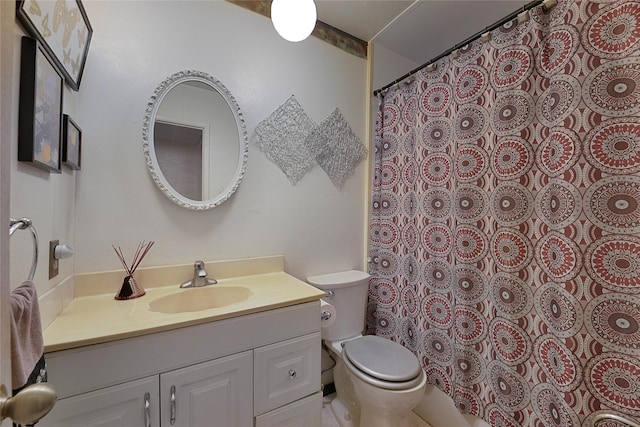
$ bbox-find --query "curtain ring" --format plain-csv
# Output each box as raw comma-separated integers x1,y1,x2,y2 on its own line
542,0,558,11
517,10,530,23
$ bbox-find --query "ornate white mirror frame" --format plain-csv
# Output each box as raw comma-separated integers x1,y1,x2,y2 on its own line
142,70,248,210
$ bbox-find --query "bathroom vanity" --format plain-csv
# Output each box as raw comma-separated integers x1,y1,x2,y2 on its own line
39,256,325,427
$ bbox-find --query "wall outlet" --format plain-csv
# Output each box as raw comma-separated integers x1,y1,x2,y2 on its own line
49,240,59,279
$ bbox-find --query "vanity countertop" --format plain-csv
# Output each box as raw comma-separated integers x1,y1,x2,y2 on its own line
43,257,325,353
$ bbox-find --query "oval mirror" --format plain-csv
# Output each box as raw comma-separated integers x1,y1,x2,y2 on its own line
143,70,248,210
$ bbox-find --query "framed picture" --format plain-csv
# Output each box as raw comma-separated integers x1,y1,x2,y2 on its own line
16,0,93,91
62,115,81,170
18,36,63,173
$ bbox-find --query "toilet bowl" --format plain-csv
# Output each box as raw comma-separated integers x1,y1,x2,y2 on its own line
308,271,426,427
331,335,427,427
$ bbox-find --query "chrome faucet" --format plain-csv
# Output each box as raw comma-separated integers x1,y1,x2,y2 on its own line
180,260,217,288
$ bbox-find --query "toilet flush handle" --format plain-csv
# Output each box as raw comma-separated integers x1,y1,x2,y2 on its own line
325,290,335,298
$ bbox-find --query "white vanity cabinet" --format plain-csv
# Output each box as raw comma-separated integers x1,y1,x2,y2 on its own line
160,351,253,427
39,376,161,426
254,333,320,415
40,302,322,427
43,351,253,427
255,392,323,427
254,333,322,427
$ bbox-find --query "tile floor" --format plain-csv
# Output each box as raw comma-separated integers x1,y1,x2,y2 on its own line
322,394,432,427
322,395,341,427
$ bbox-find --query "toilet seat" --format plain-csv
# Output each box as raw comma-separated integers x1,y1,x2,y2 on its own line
342,335,424,390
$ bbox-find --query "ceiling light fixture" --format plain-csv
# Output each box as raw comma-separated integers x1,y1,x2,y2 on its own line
271,0,317,42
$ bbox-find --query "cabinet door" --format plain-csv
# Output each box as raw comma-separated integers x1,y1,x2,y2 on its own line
254,391,322,427
39,376,159,427
160,350,252,427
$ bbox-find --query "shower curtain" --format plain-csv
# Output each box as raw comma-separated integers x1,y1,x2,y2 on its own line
368,0,640,425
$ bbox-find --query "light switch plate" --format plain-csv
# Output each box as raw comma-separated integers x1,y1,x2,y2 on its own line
49,240,59,279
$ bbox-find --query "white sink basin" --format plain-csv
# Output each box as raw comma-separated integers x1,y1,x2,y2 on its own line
149,286,252,314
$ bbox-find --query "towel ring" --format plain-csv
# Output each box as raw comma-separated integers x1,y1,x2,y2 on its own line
9,218,38,282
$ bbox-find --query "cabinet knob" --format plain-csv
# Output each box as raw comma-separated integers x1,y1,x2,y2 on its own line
288,370,297,380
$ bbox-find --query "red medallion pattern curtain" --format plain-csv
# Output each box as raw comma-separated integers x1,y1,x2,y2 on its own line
368,1,640,425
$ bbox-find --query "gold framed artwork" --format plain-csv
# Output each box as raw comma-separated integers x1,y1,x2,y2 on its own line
16,0,93,91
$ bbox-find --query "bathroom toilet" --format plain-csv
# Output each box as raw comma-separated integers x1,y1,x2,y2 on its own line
308,270,426,427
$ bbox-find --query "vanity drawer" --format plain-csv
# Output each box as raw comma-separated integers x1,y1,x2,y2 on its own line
254,391,322,427
254,332,321,415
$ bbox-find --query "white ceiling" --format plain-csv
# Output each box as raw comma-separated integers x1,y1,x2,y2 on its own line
315,0,531,64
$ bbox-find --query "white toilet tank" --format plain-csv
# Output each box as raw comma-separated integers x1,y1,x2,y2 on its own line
307,270,370,342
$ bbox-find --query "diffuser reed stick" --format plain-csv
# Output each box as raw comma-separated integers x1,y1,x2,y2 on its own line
112,240,155,300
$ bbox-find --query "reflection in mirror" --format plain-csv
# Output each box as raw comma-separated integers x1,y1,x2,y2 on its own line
155,121,203,200
143,71,248,210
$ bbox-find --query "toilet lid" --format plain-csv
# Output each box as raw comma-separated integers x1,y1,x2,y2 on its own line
343,335,422,382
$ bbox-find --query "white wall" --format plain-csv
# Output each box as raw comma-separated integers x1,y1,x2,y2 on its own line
72,1,369,283
1,0,18,393
9,1,77,295
371,44,419,92
8,1,369,299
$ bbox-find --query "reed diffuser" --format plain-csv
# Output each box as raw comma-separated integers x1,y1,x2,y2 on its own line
112,240,155,300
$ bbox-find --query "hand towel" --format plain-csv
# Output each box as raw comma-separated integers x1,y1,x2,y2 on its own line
10,281,45,391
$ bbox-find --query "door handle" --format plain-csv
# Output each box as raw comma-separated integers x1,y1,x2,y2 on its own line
0,383,56,425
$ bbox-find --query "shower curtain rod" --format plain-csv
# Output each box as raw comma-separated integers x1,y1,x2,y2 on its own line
373,0,554,96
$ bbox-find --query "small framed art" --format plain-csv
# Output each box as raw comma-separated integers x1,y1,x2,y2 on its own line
18,36,63,173
62,115,82,170
16,0,93,91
